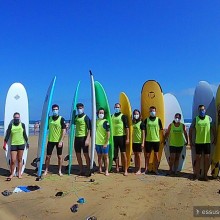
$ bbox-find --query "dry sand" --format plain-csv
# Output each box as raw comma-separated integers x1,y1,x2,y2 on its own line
0,135,220,220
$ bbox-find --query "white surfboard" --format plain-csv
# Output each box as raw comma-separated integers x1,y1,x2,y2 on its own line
37,77,56,177
4,83,29,175
90,71,96,170
164,93,186,171
191,81,216,178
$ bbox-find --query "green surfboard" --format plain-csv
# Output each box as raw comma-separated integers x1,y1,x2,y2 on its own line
68,81,80,175
94,81,114,171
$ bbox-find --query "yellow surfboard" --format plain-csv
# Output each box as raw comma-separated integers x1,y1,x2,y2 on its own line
120,92,133,168
211,84,220,178
141,80,165,172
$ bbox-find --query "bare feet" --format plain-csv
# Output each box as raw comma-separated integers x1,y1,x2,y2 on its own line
123,171,128,176
105,172,110,176
58,172,63,176
18,175,22,179
135,170,141,175
43,170,48,176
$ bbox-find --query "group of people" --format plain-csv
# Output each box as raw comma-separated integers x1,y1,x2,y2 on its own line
3,103,216,181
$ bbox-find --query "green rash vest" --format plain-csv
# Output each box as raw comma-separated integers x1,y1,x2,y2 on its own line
195,115,211,144
75,115,88,137
48,116,62,142
112,114,125,136
133,121,142,144
169,123,185,147
96,119,108,145
11,123,25,145
146,117,160,142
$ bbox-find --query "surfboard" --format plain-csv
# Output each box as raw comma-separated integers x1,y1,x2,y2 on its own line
119,92,133,168
211,84,220,178
68,81,80,175
141,80,165,172
164,93,186,171
191,81,216,178
4,82,29,175
94,81,114,171
90,71,96,170
37,77,56,177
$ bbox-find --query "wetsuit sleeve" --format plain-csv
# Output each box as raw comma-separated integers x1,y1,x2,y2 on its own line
103,120,110,131
61,117,66,129
140,121,145,130
4,123,12,142
22,123,28,143
190,118,196,128
85,115,91,131
122,115,129,128
158,118,163,130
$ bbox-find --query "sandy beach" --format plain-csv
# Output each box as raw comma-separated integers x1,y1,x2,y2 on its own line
0,135,220,220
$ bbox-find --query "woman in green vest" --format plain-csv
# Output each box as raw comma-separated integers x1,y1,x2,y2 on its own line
165,113,188,175
95,107,110,176
3,112,29,181
132,109,145,175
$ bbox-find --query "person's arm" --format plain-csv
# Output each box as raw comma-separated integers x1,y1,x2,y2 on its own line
122,115,129,143
22,123,29,148
103,121,110,147
3,123,12,150
85,116,91,147
189,118,196,147
183,124,188,146
140,121,145,148
158,118,164,141
211,119,217,145
59,117,66,147
164,124,171,141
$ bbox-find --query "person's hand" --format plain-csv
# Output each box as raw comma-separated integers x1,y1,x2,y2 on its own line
103,144,107,148
26,143,30,149
85,139,90,147
58,141,63,147
126,139,129,145
141,143,144,149
3,141,6,151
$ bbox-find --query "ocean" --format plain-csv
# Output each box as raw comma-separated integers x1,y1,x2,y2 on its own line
0,119,192,137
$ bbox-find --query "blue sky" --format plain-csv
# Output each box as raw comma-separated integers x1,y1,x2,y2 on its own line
0,0,220,120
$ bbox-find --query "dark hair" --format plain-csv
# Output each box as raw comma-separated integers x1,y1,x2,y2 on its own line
175,113,181,118
52,104,59,110
76,103,84,108
13,112,20,117
114,103,121,107
133,109,141,116
97,107,105,116
150,106,156,110
198,104,205,109
132,109,141,122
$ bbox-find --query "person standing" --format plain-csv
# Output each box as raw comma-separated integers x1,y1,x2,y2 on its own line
74,103,91,175
44,104,66,176
143,106,163,175
95,107,110,176
165,113,188,175
3,112,29,180
112,103,129,176
189,104,216,181
132,109,145,175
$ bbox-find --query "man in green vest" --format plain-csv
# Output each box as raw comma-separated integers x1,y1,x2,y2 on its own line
74,103,91,175
143,106,163,175
44,104,66,176
112,103,129,176
189,104,216,181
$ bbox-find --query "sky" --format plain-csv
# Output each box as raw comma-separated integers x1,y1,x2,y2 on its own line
0,0,220,120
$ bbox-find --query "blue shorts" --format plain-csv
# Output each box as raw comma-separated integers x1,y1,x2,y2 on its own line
96,144,109,155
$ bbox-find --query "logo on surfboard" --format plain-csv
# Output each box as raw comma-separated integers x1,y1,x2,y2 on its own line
148,92,155,99
14,94,20,100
